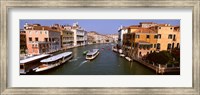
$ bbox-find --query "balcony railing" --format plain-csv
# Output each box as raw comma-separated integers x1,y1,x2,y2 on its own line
29,41,50,44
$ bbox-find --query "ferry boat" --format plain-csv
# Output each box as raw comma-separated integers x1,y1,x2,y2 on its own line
33,52,73,72
20,54,50,74
86,49,99,60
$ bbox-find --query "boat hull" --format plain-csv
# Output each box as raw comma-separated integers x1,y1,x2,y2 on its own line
34,55,73,72
86,52,99,60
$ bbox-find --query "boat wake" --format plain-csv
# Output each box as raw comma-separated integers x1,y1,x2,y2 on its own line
78,60,88,67
73,60,88,70
69,57,80,62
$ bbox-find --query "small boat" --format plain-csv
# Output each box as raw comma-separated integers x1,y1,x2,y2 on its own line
112,46,118,52
120,54,125,57
33,52,73,72
83,50,89,55
125,57,132,62
86,49,99,60
119,49,123,54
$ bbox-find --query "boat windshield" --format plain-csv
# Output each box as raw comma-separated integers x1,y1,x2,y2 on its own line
87,55,93,58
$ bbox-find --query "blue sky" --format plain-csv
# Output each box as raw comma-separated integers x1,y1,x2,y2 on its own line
20,19,180,34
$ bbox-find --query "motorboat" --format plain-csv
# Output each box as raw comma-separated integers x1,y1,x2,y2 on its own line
125,56,132,62
86,49,99,60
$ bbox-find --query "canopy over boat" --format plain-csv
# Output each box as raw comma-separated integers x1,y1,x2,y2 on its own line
20,54,50,64
86,49,99,55
40,52,72,63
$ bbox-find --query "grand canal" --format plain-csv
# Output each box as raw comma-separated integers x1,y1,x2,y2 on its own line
29,43,156,75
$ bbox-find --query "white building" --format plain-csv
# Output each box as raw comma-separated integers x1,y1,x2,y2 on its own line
118,25,128,47
71,22,87,46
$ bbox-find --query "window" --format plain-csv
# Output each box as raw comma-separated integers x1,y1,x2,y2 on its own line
44,38,48,42
40,31,42,34
45,31,47,34
150,44,153,48
173,35,176,40
158,34,161,39
170,27,173,30
29,37,32,41
136,34,140,38
154,44,156,48
49,38,51,42
159,27,161,29
35,37,38,41
177,43,180,48
168,34,172,39
172,43,174,49
167,43,171,49
146,35,150,38
157,43,160,49
154,35,158,39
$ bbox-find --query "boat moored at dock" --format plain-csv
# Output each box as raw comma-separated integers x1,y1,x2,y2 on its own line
86,49,99,60
20,54,50,74
33,52,73,72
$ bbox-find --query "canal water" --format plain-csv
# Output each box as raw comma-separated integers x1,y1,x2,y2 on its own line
29,43,156,75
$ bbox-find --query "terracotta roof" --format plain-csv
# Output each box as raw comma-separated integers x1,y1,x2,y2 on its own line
32,26,51,30
134,28,156,33
140,22,156,24
128,25,140,29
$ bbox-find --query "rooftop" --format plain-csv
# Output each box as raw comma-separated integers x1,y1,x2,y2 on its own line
20,54,50,64
40,52,72,63
134,28,156,33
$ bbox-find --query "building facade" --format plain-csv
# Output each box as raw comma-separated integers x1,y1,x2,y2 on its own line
60,30,74,49
118,25,128,47
71,22,87,46
20,29,27,54
122,22,180,58
24,24,61,55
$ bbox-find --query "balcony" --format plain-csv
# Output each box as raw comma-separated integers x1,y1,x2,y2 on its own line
29,41,51,44
76,32,84,36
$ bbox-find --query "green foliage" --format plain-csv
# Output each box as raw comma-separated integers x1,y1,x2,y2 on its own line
146,50,178,65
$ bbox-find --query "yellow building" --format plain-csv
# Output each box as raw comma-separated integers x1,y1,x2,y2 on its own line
150,24,180,51
123,22,180,58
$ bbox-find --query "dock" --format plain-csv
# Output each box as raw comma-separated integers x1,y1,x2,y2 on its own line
132,56,180,74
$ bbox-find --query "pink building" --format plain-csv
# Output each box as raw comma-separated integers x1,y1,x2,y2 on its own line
24,23,61,55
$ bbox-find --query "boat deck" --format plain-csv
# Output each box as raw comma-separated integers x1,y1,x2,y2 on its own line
41,52,72,63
